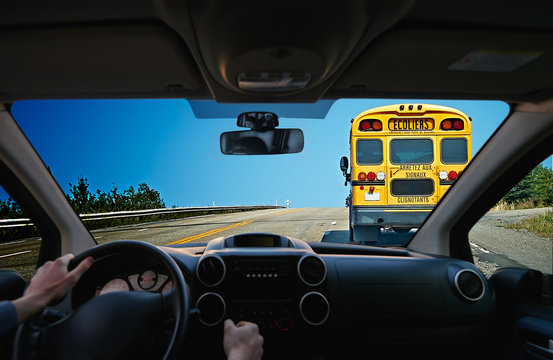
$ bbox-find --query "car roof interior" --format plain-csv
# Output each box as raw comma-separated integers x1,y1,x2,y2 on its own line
0,0,551,104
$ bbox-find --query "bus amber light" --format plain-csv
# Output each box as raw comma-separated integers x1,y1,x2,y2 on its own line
372,120,382,131
441,120,452,130
448,171,458,180
358,172,367,180
367,172,376,181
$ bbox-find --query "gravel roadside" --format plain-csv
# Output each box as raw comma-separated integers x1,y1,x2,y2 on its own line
469,207,552,277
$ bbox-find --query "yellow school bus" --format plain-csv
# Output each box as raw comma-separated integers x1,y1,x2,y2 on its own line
340,104,472,242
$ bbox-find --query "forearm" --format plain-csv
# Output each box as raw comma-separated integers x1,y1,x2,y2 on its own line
12,292,50,323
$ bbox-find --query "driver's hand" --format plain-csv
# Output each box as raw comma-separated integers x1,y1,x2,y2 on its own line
223,319,263,360
13,254,93,322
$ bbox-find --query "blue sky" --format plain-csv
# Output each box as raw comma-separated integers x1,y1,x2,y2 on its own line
1,99,530,207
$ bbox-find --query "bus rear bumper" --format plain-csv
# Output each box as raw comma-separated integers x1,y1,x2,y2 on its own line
351,207,433,228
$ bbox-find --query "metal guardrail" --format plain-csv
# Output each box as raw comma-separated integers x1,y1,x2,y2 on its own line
0,205,285,229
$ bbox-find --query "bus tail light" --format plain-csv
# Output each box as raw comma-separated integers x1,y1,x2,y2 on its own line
359,119,382,131
358,172,367,181
448,171,458,180
367,172,376,181
360,120,371,130
441,118,464,131
376,171,385,180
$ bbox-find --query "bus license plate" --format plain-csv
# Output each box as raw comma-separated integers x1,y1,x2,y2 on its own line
365,193,380,201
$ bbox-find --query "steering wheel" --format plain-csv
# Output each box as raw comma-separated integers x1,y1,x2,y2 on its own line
13,241,189,360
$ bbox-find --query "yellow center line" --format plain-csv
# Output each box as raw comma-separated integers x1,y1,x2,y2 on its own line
167,220,253,245
273,207,306,216
167,208,306,246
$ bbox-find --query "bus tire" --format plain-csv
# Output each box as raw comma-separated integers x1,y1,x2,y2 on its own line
352,225,380,244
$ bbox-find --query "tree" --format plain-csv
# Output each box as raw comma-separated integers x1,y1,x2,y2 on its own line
133,183,165,209
0,197,23,219
68,177,95,214
67,177,166,213
503,164,552,206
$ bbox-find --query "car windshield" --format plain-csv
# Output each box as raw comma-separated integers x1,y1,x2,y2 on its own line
2,98,551,278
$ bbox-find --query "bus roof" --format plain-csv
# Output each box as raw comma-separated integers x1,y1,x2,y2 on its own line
353,104,472,121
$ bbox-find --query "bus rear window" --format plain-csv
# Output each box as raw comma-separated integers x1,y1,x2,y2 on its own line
356,139,383,165
391,179,434,196
390,139,433,164
441,138,468,164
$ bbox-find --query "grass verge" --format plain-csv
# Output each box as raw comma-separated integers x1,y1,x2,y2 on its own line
504,210,552,238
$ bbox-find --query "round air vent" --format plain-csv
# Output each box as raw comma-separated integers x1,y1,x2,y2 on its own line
196,255,226,287
196,292,226,326
299,292,330,326
454,269,485,302
298,255,326,286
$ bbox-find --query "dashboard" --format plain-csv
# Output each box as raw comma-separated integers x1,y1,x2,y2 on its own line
71,233,496,358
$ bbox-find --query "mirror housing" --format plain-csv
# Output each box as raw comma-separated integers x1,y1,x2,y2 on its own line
340,156,349,173
340,156,350,185
220,129,304,155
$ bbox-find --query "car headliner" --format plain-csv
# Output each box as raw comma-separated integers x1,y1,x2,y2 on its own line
0,0,551,104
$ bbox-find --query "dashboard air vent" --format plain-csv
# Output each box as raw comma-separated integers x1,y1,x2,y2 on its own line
196,292,226,326
454,269,485,302
298,255,326,286
300,292,330,326
197,255,226,287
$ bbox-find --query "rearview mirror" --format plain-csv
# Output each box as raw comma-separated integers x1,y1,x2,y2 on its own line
220,129,304,155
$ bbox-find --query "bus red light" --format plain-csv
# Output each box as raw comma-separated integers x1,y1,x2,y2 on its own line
358,172,367,180
367,172,376,181
448,171,458,180
441,120,452,130
454,120,464,130
372,120,382,131
360,120,371,130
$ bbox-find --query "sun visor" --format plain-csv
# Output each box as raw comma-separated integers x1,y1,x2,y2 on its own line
333,28,553,101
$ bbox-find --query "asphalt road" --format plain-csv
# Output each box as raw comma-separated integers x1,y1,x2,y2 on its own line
90,207,351,246
1,207,551,279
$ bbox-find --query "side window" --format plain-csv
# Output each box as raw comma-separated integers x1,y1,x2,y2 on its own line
356,139,383,165
470,160,553,277
0,185,40,280
441,138,468,164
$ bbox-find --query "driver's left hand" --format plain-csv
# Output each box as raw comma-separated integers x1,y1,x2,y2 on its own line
12,253,93,323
